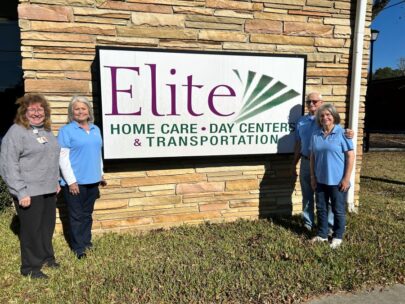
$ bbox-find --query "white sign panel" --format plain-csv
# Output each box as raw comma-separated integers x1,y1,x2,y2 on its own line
98,48,305,159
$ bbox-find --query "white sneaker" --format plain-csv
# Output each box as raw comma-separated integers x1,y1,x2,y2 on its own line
330,238,343,249
311,236,328,243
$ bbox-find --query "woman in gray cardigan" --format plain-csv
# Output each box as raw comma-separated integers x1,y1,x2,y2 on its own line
0,94,60,279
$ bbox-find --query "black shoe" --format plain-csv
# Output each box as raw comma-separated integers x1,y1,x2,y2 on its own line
45,261,60,268
22,271,48,279
77,253,86,260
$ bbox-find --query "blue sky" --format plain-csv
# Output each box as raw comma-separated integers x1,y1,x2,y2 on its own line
371,1,405,71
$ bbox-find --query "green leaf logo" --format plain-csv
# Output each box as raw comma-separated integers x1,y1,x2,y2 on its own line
233,69,300,123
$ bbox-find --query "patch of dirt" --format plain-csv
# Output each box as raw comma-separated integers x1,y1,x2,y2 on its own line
369,133,405,149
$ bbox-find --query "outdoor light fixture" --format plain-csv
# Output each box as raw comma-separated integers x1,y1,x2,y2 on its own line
369,29,380,81
371,29,380,42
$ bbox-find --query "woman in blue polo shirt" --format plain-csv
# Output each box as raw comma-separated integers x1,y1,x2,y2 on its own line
309,104,354,249
58,96,106,259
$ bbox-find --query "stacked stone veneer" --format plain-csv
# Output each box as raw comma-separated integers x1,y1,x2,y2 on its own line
18,0,371,233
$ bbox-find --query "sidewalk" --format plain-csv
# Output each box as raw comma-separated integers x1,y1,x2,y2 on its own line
307,284,405,304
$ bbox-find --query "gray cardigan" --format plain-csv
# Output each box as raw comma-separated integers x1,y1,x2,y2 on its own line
0,124,60,200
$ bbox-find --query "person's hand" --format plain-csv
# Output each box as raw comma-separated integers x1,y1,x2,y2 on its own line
56,184,61,194
100,177,107,187
339,178,350,192
69,182,80,195
19,196,31,208
345,128,354,139
310,176,317,191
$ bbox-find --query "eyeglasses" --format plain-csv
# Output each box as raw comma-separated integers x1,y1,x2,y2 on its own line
27,108,45,114
306,99,322,104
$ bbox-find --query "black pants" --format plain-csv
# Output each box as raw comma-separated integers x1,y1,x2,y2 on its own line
14,194,56,275
63,184,99,256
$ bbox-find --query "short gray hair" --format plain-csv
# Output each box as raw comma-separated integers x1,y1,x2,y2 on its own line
315,103,341,127
67,96,94,123
306,91,323,102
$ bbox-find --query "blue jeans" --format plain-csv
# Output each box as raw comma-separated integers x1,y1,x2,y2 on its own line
315,183,346,239
63,183,99,256
300,158,334,228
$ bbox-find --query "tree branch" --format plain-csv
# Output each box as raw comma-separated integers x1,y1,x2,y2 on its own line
372,0,390,20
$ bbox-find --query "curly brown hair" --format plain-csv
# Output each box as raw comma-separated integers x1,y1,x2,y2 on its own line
14,94,52,131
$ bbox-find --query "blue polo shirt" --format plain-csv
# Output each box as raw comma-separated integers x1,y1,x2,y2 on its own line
309,125,353,186
295,114,318,157
58,121,103,185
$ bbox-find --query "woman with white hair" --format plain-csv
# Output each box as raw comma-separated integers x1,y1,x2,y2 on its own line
58,96,106,259
309,103,354,249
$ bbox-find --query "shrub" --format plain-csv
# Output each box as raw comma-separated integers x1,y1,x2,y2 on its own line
0,176,12,211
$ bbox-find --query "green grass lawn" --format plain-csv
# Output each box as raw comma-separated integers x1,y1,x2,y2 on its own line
0,152,404,303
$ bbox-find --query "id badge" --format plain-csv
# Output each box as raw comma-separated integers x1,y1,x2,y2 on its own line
36,136,48,144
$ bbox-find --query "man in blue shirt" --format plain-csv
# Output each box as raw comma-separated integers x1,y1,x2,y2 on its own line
292,92,353,232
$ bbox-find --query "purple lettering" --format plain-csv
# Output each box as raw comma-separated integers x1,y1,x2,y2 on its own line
145,64,164,117
166,68,179,116
104,66,141,115
208,85,236,116
183,75,203,117
104,64,238,118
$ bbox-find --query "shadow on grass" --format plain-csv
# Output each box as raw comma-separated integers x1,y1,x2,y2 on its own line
269,215,313,238
5,193,72,249
56,191,72,248
361,175,405,186
10,213,19,236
